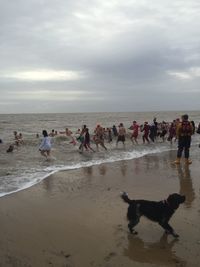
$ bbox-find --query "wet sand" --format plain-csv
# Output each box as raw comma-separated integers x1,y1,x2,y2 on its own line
0,150,200,267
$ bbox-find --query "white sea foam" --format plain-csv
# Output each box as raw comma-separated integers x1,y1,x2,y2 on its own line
1,111,199,198
0,145,174,198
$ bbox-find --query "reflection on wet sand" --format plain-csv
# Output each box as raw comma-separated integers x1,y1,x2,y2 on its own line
176,165,195,208
98,164,107,175
120,161,127,176
83,166,93,176
42,175,54,193
124,234,185,266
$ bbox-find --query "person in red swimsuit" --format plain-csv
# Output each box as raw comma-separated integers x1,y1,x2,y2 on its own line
130,121,139,144
141,122,150,144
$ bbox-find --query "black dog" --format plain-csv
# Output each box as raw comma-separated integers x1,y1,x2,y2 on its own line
121,192,185,238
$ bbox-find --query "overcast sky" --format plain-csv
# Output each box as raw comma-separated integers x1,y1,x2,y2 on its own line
0,0,200,113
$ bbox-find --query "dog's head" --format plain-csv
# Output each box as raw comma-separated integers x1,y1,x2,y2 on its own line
167,193,186,210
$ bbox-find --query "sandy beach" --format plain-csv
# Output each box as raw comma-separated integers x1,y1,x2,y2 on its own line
0,150,200,267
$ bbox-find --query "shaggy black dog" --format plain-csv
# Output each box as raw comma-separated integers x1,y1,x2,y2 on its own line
121,192,185,238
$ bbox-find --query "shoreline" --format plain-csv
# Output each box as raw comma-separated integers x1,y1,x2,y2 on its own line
0,144,177,199
0,150,200,266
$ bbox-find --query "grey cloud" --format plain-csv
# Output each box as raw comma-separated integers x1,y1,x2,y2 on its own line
0,0,200,113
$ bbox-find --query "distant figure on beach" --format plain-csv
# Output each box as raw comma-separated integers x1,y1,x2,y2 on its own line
174,114,194,165
0,138,2,144
39,130,52,159
116,123,126,148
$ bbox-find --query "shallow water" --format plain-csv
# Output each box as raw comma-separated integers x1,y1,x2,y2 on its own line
0,111,200,197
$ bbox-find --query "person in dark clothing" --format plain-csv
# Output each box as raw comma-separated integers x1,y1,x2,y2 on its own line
141,122,150,144
84,128,95,152
153,117,158,138
112,125,118,137
149,123,156,142
174,114,194,165
190,121,195,134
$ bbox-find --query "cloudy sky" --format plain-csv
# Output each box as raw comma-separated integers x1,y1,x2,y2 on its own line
0,0,200,113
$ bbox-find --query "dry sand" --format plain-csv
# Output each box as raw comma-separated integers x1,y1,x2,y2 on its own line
0,150,200,267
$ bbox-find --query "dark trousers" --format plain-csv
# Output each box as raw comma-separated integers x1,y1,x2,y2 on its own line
177,136,191,159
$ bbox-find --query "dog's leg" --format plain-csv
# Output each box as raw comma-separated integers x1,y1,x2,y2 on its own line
159,221,179,238
128,217,140,234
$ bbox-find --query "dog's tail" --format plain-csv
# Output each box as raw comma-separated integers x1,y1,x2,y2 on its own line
121,192,132,204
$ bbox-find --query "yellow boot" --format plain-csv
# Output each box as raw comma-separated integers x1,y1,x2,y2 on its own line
185,158,192,165
174,158,181,164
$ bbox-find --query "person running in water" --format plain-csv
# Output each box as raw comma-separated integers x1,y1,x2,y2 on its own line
60,128,76,145
116,123,126,148
141,122,150,144
39,130,52,159
94,124,107,151
84,128,95,152
167,120,176,144
78,125,87,153
130,121,139,144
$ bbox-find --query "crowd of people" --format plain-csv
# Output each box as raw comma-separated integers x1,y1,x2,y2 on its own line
2,115,200,162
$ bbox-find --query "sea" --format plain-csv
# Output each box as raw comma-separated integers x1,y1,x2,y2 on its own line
0,111,200,198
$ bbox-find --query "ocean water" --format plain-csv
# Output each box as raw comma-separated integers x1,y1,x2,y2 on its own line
0,111,200,198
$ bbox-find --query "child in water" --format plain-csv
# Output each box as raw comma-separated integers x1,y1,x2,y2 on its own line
39,130,52,159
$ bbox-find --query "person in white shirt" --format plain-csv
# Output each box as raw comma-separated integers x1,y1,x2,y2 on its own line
39,130,52,158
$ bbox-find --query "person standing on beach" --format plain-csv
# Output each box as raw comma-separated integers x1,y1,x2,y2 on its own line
174,114,194,165
39,130,52,158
